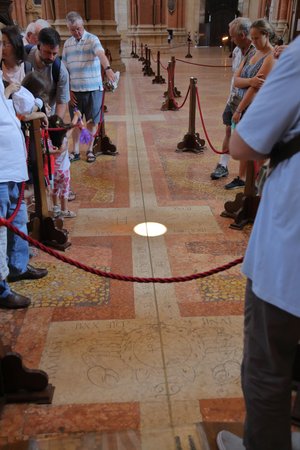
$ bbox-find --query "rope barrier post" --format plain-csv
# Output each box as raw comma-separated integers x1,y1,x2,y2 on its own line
144,48,155,76
133,40,139,58
142,45,148,73
221,161,260,229
185,39,193,58
0,338,55,405
29,119,71,250
176,77,205,153
161,61,179,111
152,51,166,84
138,43,145,61
130,40,135,57
171,56,181,97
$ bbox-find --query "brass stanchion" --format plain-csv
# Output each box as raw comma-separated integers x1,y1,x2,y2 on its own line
161,61,179,111
152,51,165,84
176,78,205,153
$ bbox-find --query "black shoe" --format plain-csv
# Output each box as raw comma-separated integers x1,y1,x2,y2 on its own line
0,291,31,309
7,264,48,282
211,164,229,180
224,176,245,190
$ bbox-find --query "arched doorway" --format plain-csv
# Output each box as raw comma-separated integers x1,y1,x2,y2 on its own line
205,0,238,46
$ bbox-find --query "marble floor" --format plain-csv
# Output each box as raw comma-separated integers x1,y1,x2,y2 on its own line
1,44,252,449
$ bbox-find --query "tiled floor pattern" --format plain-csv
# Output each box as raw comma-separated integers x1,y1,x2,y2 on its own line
1,46,250,449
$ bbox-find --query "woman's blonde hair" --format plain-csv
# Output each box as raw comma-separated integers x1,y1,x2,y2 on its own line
251,19,275,40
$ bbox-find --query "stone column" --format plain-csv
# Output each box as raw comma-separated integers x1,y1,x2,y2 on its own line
128,0,170,47
272,0,291,43
42,0,125,72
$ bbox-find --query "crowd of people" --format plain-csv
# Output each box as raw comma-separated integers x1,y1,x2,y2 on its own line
0,12,118,310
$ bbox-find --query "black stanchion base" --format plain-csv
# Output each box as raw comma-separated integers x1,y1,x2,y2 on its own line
176,132,205,153
132,53,139,59
185,53,193,58
138,56,145,62
152,75,166,84
144,67,155,76
94,135,118,156
161,97,179,111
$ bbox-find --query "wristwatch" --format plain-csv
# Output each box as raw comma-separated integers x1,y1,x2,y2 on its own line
104,66,111,71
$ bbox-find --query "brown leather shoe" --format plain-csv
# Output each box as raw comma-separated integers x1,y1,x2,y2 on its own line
7,264,48,282
0,291,31,309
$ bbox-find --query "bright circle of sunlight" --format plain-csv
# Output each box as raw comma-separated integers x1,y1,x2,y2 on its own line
133,222,167,237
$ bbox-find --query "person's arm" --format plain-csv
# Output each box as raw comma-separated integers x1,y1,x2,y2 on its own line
95,48,116,82
233,54,275,124
55,103,67,119
230,130,266,161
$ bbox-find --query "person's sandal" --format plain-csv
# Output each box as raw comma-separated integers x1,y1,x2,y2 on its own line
86,151,96,163
69,152,80,162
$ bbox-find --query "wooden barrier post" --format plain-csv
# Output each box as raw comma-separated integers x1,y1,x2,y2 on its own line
138,43,145,61
221,161,260,229
130,40,135,56
152,51,165,84
133,40,139,58
28,119,71,250
176,77,205,153
161,61,179,111
164,57,181,98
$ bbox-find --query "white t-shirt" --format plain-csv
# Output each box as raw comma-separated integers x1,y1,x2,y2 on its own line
237,36,300,317
0,71,28,183
54,136,70,172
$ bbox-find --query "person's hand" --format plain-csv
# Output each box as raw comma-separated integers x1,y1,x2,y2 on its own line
5,82,21,98
274,45,288,59
105,68,116,83
40,113,48,128
69,91,78,107
250,74,265,89
74,109,82,120
232,110,242,124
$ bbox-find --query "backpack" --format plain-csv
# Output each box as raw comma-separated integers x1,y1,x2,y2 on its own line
24,44,61,84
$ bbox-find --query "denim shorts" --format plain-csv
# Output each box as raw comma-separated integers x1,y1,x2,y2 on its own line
222,103,233,126
69,90,103,124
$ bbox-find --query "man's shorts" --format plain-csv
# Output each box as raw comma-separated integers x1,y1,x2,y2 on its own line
222,103,233,127
69,90,103,124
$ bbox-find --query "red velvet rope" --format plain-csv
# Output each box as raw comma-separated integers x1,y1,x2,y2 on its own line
0,218,243,283
196,87,228,155
176,85,190,110
176,58,232,69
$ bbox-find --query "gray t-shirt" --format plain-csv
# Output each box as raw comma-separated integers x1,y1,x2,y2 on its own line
27,47,70,107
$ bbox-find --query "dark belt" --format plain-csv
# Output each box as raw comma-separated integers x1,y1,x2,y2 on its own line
270,134,300,169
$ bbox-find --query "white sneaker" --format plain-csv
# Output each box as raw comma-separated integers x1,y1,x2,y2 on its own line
216,431,245,450
60,210,76,218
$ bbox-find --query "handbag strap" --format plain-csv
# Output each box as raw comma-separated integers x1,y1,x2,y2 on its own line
270,134,300,169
